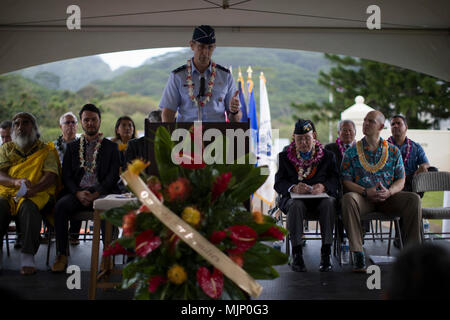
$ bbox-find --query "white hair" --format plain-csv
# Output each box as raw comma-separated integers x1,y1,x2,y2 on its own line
11,126,38,150
59,112,78,125
337,119,356,132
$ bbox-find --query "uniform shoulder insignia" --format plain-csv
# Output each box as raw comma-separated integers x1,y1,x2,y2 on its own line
172,65,187,73
215,64,230,73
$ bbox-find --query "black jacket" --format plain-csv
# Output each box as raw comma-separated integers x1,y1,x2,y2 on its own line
324,142,343,169
62,138,120,195
274,148,340,213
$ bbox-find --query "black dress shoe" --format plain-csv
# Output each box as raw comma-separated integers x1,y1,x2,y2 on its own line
319,254,332,272
291,253,307,272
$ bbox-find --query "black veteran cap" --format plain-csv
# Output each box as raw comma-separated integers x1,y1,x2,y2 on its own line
192,25,216,44
294,119,315,134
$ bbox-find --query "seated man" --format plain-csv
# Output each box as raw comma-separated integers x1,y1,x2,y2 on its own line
51,104,120,272
388,114,433,193
0,120,12,145
54,111,81,245
275,119,340,272
325,119,356,168
341,110,422,272
325,119,370,238
0,113,59,275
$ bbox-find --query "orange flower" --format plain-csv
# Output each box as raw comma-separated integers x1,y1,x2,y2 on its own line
122,211,137,237
167,177,191,202
252,211,264,224
229,255,244,267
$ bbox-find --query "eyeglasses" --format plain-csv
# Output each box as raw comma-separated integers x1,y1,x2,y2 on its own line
63,121,77,125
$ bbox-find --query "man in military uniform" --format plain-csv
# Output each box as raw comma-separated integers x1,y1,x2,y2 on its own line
160,25,241,122
275,119,340,272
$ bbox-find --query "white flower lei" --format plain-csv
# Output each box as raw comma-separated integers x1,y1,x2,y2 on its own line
79,133,103,174
186,59,216,107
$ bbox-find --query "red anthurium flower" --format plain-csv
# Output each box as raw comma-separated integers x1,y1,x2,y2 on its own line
137,204,150,214
122,211,137,237
135,230,161,257
196,267,224,299
149,187,164,202
102,242,131,257
147,176,162,191
167,177,192,202
262,226,285,241
209,230,227,244
148,275,166,293
226,225,257,255
211,172,232,202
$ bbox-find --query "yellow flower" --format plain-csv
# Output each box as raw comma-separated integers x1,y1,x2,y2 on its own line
127,159,149,175
167,264,187,285
118,143,127,151
252,211,264,224
181,206,201,227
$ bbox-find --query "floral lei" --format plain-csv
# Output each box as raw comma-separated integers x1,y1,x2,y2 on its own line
336,137,354,157
287,140,324,181
79,133,103,174
387,136,411,165
356,138,388,173
56,135,64,155
186,59,216,107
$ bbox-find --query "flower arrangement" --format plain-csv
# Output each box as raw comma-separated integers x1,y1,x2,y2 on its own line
101,126,288,300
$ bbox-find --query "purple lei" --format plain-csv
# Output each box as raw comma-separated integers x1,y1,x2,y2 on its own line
387,136,411,165
335,137,354,156
287,140,324,170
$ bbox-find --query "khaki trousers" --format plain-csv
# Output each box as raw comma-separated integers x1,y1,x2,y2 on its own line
341,191,422,252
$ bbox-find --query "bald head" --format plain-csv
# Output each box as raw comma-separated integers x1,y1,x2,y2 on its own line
363,110,385,137
367,110,385,125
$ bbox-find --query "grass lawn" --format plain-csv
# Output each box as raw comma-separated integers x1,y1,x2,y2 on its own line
422,191,444,227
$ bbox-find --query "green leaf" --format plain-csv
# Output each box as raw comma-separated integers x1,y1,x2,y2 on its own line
154,126,179,185
245,242,289,266
223,277,248,300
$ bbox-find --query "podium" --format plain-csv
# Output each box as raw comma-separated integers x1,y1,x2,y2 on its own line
144,120,251,177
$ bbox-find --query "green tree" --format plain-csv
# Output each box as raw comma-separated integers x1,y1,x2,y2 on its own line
291,54,450,129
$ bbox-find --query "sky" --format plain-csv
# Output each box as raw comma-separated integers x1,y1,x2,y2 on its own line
99,47,185,70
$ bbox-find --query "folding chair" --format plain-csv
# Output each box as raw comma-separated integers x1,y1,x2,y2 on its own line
412,171,450,240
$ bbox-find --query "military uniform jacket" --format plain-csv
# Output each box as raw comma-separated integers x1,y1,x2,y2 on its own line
274,149,340,213
159,58,236,122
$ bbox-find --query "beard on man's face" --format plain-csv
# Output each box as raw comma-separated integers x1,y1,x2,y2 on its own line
12,127,38,150
83,125,99,136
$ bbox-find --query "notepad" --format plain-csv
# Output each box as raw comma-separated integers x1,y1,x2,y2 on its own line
290,192,329,199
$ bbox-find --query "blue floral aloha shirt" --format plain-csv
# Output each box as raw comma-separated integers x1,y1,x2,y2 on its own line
340,137,405,189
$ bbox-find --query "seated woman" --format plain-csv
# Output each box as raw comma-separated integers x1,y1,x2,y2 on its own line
111,116,136,169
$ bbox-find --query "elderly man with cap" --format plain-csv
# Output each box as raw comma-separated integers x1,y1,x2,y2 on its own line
160,25,241,122
275,119,340,272
0,112,60,275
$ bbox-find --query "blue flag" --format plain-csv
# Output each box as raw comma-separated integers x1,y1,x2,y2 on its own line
238,80,248,122
248,88,259,162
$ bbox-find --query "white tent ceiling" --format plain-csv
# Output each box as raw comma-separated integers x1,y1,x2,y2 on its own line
1,0,449,81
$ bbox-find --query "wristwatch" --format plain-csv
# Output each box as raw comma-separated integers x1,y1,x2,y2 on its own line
362,188,367,198
229,109,239,115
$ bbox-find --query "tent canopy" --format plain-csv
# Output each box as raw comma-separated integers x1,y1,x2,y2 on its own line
1,0,449,81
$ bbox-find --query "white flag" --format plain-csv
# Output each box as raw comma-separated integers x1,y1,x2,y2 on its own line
253,72,276,210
